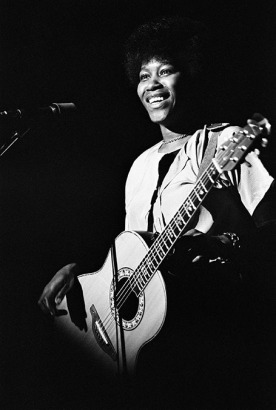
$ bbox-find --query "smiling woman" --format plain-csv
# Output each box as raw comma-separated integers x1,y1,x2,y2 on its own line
126,16,208,143
137,59,184,130
38,14,276,409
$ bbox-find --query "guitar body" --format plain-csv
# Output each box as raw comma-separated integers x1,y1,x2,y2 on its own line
56,230,167,377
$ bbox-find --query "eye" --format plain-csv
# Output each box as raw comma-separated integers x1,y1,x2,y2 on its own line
139,72,150,82
160,67,173,76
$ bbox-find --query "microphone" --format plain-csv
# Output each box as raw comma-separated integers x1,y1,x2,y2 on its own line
0,102,76,120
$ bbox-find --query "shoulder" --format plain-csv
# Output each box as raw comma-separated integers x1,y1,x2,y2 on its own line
125,141,161,188
128,141,161,171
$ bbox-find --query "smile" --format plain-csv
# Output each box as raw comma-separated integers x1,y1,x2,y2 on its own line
146,92,170,107
149,96,165,104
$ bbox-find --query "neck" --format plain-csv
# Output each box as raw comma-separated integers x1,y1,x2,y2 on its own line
158,125,190,153
159,114,200,137
160,127,184,142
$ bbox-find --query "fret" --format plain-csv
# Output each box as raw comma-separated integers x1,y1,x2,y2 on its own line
158,235,170,252
154,241,166,258
154,238,164,256
186,196,196,212
194,188,202,202
145,256,157,273
183,201,196,220
185,210,192,222
141,266,151,281
176,212,185,227
184,203,192,217
133,271,144,291
177,206,185,224
130,274,143,295
149,251,161,269
206,167,215,183
137,273,146,289
198,179,208,194
173,219,183,234
142,259,155,279
162,232,174,249
167,223,177,241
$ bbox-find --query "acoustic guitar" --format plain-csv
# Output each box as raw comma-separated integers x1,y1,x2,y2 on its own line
56,116,269,377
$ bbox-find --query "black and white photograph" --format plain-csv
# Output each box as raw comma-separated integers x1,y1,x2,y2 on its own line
1,1,276,409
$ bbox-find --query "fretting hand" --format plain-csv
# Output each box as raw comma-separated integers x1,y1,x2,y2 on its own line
166,228,238,271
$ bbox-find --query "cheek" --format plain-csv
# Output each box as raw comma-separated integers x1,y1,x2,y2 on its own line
137,84,143,101
137,88,148,110
172,85,185,107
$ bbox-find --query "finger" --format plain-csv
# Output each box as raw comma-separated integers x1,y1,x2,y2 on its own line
247,119,258,125
192,255,204,263
38,297,54,316
38,294,49,313
55,282,71,305
246,121,261,136
43,296,57,316
38,297,48,314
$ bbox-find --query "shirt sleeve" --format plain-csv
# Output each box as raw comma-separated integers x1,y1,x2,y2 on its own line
217,126,274,215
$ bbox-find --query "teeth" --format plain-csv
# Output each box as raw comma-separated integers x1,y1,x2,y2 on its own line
149,96,165,104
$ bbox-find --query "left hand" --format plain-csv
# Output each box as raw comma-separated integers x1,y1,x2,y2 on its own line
172,229,232,265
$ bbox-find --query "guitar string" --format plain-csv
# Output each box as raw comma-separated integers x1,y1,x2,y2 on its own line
101,167,216,335
101,149,229,332
100,131,250,333
101,162,220,332
100,142,231,332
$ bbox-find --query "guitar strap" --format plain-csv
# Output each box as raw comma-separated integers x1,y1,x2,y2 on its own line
197,124,229,180
148,124,229,231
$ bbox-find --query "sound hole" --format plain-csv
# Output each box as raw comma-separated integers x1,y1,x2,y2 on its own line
116,276,139,321
110,267,145,330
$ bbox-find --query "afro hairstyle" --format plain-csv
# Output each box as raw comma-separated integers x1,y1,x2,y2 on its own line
124,15,209,87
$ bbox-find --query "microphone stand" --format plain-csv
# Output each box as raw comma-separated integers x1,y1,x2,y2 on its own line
0,125,32,158
0,103,76,158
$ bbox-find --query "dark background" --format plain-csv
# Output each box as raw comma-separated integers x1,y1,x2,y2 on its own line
1,0,276,409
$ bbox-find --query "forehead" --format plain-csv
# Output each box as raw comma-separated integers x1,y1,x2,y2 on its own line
140,57,172,70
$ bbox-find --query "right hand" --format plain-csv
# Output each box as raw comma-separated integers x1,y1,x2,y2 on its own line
38,263,79,316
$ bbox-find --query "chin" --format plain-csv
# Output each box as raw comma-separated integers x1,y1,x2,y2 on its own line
148,110,170,124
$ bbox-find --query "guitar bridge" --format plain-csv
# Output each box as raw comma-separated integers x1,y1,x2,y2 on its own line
90,304,117,361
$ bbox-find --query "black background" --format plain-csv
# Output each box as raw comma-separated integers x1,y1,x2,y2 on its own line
1,1,276,409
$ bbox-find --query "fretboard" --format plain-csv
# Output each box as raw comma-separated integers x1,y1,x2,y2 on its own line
131,160,220,296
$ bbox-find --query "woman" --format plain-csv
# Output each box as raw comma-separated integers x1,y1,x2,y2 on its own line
38,16,275,408
39,15,273,312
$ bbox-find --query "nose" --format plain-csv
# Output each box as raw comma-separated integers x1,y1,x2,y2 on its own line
146,76,162,91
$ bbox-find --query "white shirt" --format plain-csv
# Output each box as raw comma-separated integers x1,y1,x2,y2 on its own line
125,125,273,233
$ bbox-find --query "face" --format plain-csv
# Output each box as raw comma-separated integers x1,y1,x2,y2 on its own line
137,58,185,127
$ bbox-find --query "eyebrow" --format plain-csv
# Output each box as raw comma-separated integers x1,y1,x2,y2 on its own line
140,60,172,70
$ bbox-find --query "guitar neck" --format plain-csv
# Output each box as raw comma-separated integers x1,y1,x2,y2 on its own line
131,160,220,296
130,118,269,296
